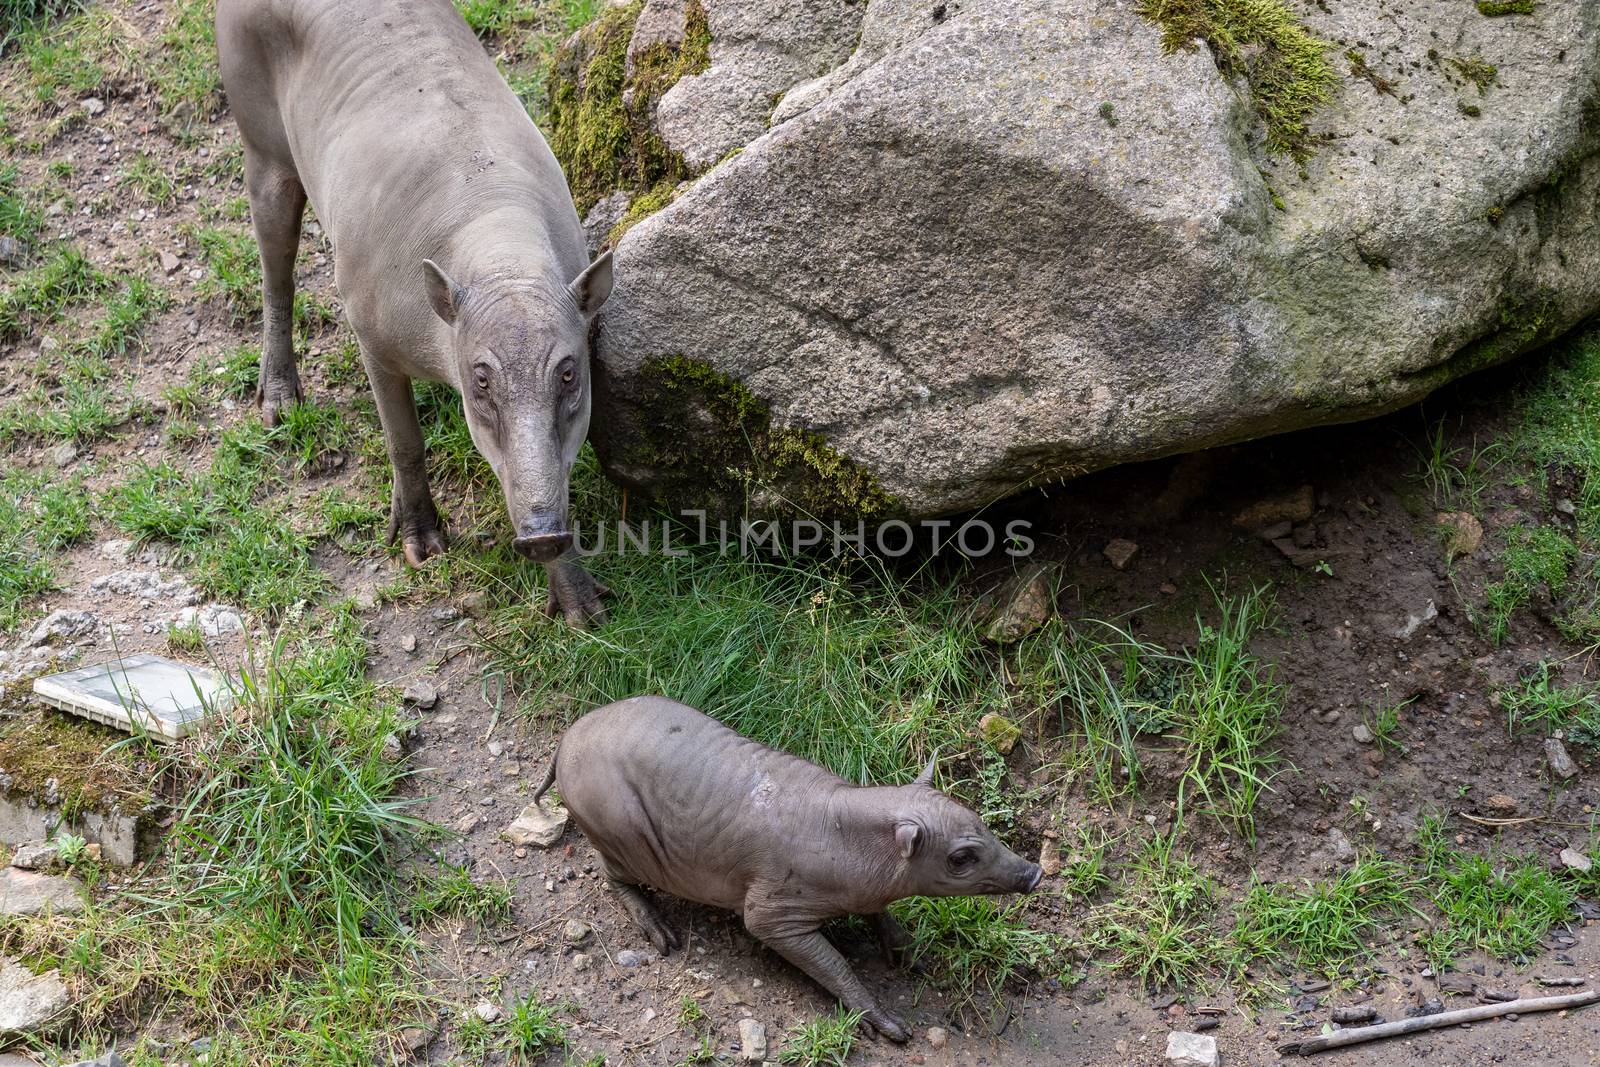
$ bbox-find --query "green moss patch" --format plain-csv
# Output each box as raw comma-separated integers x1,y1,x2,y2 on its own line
0,709,153,818
1477,0,1536,15
624,356,895,519
545,0,711,215
1138,0,1337,160
1448,56,1498,94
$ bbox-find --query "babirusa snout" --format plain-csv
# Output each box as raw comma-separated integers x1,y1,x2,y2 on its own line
513,529,573,562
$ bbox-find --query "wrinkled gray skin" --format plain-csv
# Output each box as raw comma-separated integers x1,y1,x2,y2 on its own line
539,697,1043,1042
216,0,613,625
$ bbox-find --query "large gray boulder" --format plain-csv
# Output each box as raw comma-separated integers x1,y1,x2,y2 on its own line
585,0,1600,517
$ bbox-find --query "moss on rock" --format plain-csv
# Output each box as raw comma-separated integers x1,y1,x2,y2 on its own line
622,356,896,520
1138,0,1337,160
544,0,712,216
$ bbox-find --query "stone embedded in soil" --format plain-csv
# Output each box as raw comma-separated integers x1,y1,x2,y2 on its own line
0,957,69,1038
9,843,59,872
1482,793,1520,816
562,919,590,943
615,949,648,968
1393,599,1438,639
1437,511,1484,560
1102,538,1139,571
1165,1030,1218,1067
1437,973,1477,996
978,563,1055,644
159,251,180,274
1234,486,1314,531
502,799,568,849
570,952,591,972
1352,724,1374,744
379,733,407,764
0,870,84,917
1545,738,1580,782
473,1001,502,1023
44,441,78,470
399,633,417,654
79,97,104,115
22,610,98,649
737,1018,767,1062
170,604,244,638
926,1026,949,1049
979,713,1022,755
0,236,25,269
401,681,439,709
1038,836,1061,877
1561,847,1593,873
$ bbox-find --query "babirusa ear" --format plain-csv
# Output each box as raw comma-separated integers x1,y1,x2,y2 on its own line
894,821,921,859
422,259,466,325
568,249,613,319
913,750,940,789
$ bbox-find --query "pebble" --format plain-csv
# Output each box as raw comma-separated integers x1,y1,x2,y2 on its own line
570,952,591,972
488,740,505,757
1332,1005,1376,1024
615,949,645,968
1545,738,1579,782
501,799,568,849
979,712,1021,755
159,250,180,274
926,1026,948,1049
1103,538,1139,571
1352,724,1374,744
1483,793,1519,816
563,919,591,943
737,1018,767,1062
1165,1030,1218,1067
1038,836,1061,877
399,633,417,653
80,97,105,115
44,441,78,469
473,1001,501,1023
402,681,439,709
1560,847,1593,873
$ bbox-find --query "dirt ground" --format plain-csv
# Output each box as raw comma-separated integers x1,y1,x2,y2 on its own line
1,2,1598,1064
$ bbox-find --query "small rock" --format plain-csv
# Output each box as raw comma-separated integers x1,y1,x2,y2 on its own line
351,587,379,612
1560,847,1593,873
43,440,78,469
1332,1005,1376,1024
1234,485,1314,530
1437,511,1484,560
1483,794,1519,816
978,563,1054,644
1438,972,1477,995
22,609,98,649
1038,837,1061,877
0,236,24,269
473,1001,502,1023
1352,724,1374,744
926,1026,949,1049
1327,828,1356,864
1556,498,1578,516
402,681,438,709
1165,1030,1218,1067
1545,738,1579,782
8,844,59,872
170,604,245,638
502,799,569,849
379,733,406,764
615,949,645,968
1393,599,1438,640
1102,538,1139,571
737,1018,767,1062
563,918,591,943
488,740,505,757
1192,1016,1219,1032
80,97,105,115
0,957,69,1038
979,712,1022,755
159,251,181,274
460,588,493,617
399,633,417,654
1478,987,1517,1003
570,952,592,972
64,1053,126,1067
